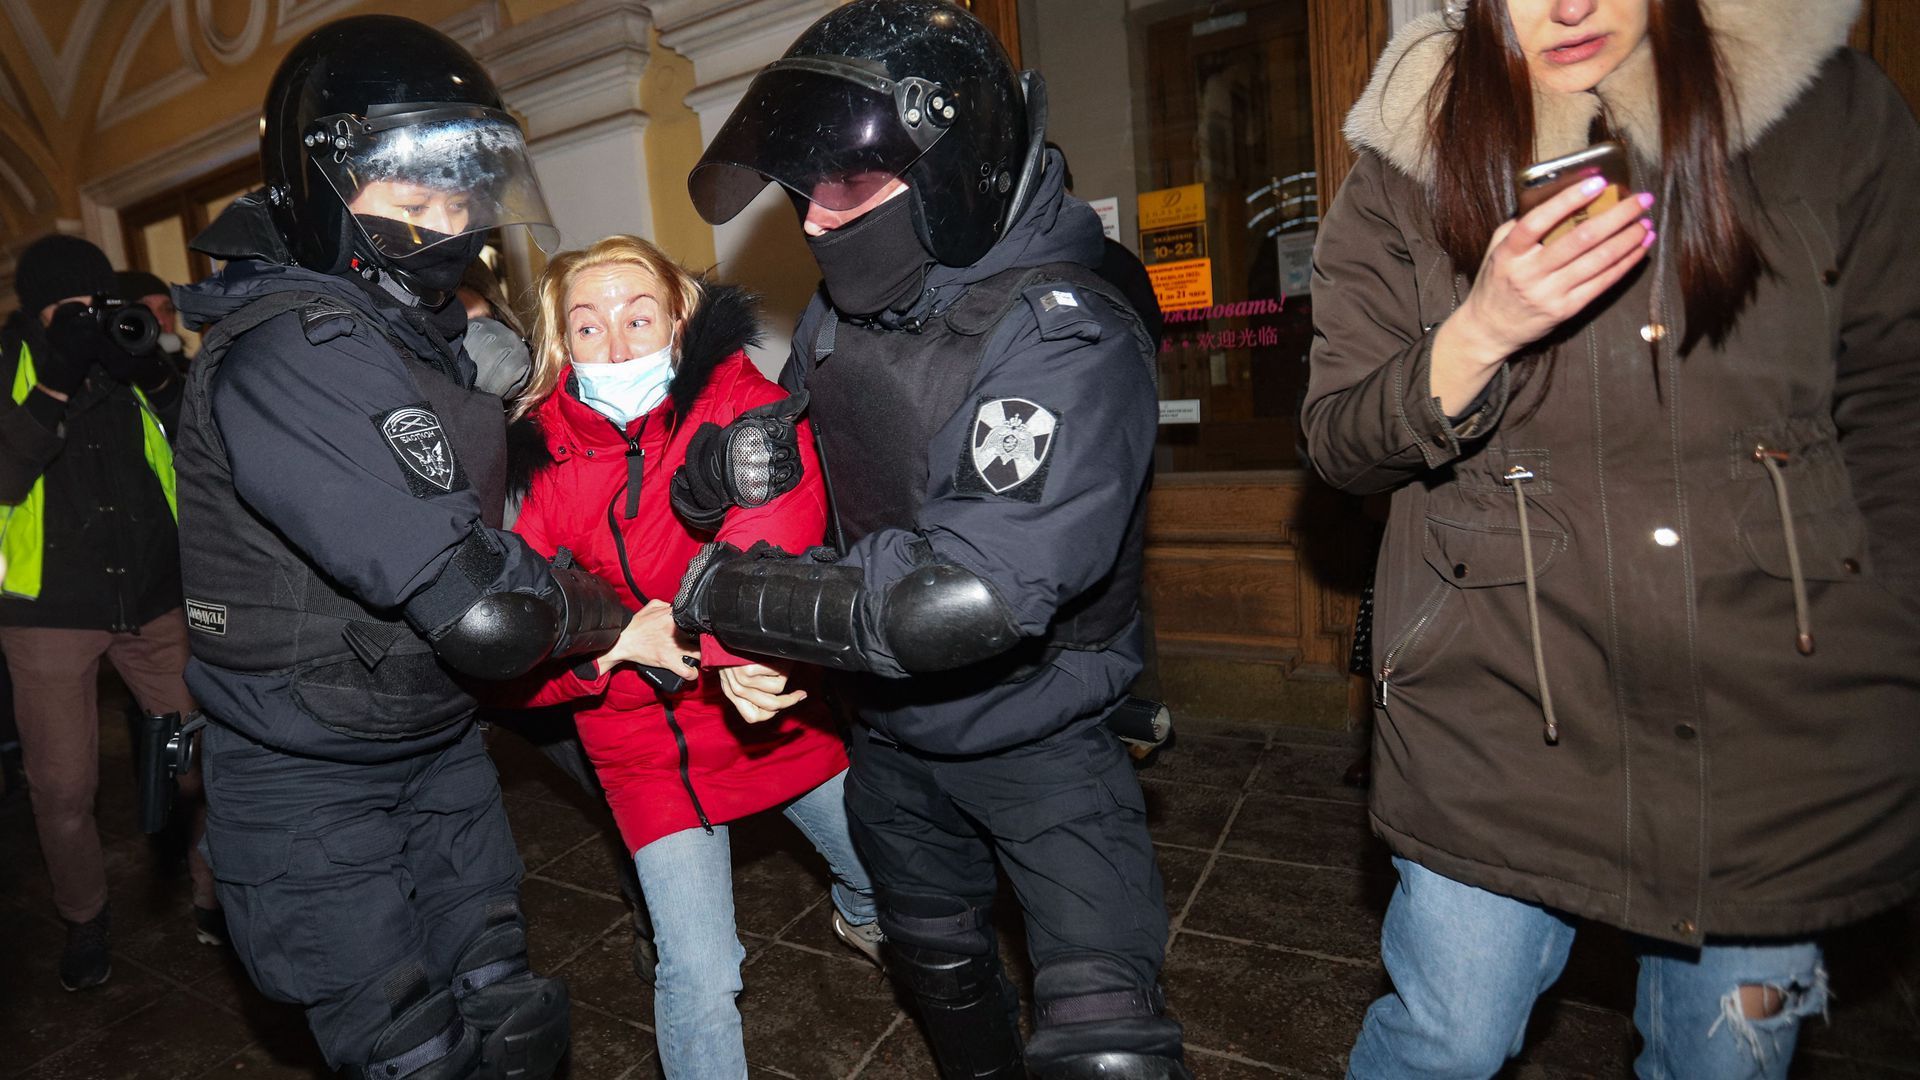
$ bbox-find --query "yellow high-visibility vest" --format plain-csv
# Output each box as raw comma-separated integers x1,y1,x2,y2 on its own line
1,342,176,599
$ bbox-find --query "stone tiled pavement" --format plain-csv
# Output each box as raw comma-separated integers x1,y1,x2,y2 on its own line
3,690,1917,1079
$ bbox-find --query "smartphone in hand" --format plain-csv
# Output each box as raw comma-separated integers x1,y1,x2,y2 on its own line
1515,140,1631,245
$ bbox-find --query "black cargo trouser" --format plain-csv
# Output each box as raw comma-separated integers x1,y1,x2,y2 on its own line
846,717,1184,1066
200,720,524,1069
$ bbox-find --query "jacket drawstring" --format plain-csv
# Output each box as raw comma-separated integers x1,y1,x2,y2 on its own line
1502,465,1559,744
1753,445,1816,656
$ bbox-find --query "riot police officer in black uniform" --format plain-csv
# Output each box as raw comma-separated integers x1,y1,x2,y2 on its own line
673,3,1187,1076
172,17,627,1079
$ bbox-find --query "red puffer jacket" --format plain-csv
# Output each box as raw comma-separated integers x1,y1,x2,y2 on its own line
503,286,847,854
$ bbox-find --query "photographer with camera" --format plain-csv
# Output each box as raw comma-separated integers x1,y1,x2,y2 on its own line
0,233,211,991
115,270,191,376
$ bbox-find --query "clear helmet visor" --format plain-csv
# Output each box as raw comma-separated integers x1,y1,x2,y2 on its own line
308,105,560,256
689,62,951,224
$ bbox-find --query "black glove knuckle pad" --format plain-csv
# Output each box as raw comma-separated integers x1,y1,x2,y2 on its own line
724,422,777,506
669,392,807,527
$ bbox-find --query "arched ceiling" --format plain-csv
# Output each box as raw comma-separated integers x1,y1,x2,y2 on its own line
0,0,495,256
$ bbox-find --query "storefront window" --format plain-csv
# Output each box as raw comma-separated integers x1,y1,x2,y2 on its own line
1021,0,1318,472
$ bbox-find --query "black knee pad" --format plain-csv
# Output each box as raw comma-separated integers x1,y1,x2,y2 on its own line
351,987,481,1080
887,942,1024,1080
451,909,570,1080
471,977,568,1080
1027,954,1184,1069
451,915,533,1021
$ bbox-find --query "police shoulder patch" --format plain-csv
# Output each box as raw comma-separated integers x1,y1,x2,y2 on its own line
954,396,1058,503
374,402,468,497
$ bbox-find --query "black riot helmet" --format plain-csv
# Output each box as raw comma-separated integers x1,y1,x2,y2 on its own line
689,0,1048,268
260,16,557,305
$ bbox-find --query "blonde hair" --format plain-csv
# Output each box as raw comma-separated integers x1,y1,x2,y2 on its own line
516,234,704,420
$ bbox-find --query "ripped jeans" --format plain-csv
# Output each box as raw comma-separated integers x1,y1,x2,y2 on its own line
1347,859,1826,1080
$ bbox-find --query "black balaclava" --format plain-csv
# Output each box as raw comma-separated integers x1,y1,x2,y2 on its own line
804,194,934,317
355,217,488,309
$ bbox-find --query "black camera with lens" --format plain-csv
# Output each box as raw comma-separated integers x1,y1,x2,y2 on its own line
83,296,162,356
136,711,206,834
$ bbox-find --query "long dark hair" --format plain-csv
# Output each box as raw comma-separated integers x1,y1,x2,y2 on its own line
1428,0,1762,352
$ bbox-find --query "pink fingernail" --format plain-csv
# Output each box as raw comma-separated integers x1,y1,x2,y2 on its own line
1642,229,1658,248
1639,217,1654,231
1580,177,1607,196
1637,192,1656,209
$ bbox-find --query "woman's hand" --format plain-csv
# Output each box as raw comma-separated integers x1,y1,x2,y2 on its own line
1430,177,1657,414
718,661,808,724
594,600,700,680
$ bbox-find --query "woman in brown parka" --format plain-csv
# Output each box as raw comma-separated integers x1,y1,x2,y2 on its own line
1304,0,1920,1076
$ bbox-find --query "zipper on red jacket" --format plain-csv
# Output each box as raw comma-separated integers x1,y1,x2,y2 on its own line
661,702,714,834
613,415,648,521
599,416,715,834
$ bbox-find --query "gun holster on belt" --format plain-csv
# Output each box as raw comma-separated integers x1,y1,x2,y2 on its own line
137,710,208,834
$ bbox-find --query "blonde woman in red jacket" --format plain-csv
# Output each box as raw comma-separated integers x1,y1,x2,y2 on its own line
502,236,877,1078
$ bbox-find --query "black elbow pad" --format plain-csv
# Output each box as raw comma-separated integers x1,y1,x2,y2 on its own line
434,592,563,680
411,530,629,681
880,562,1021,674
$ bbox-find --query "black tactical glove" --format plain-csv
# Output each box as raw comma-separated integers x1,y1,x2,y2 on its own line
669,390,808,531
672,540,750,634
35,304,103,396
97,343,173,391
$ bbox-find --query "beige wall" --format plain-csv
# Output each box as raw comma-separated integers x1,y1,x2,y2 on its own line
641,27,717,273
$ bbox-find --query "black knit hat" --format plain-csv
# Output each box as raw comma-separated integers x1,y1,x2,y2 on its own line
15,234,115,313
115,270,171,302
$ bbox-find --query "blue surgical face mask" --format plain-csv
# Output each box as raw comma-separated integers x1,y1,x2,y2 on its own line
571,342,674,427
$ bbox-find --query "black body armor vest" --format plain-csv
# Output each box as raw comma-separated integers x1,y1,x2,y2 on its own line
175,292,506,739
807,263,1153,656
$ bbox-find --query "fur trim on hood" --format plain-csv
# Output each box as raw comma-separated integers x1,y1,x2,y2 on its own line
1344,0,1860,183
506,281,764,501
666,281,763,419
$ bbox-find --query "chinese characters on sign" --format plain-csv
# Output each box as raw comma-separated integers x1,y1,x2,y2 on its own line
1158,326,1283,354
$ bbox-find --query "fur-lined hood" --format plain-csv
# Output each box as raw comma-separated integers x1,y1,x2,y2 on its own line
1345,0,1860,183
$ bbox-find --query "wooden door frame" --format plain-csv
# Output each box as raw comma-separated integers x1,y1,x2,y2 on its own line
119,157,260,283
963,0,1023,69
1853,0,1920,117
1308,0,1390,204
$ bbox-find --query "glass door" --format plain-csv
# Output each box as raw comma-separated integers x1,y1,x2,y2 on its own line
1021,0,1321,474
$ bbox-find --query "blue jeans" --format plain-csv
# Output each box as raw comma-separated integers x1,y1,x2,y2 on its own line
1348,859,1826,1080
632,770,876,1079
